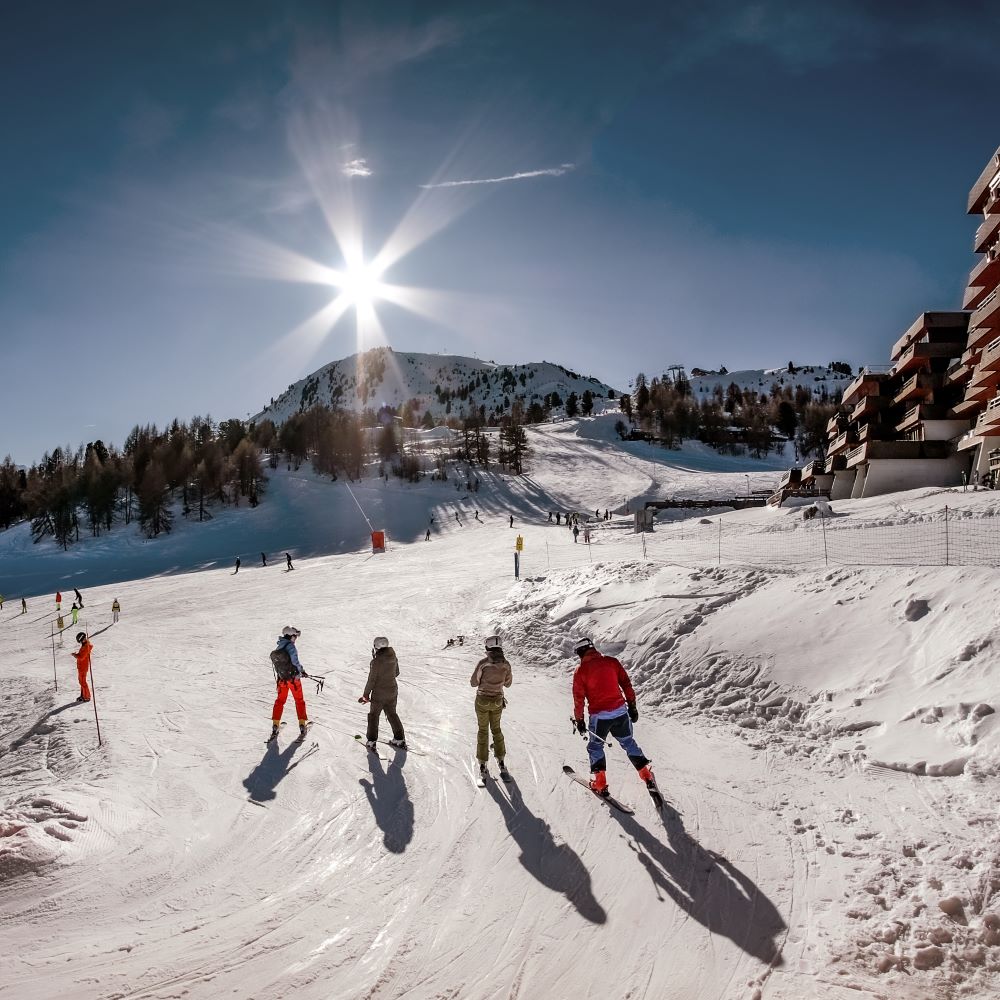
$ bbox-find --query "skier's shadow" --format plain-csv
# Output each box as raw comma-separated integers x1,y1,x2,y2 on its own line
242,740,304,803
359,753,414,854
612,807,785,967
486,778,606,925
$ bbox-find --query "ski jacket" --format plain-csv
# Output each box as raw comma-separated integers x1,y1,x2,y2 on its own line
471,650,512,698
56,592,62,603
72,640,93,671
572,648,635,719
275,635,305,678
364,648,399,702
112,601,120,611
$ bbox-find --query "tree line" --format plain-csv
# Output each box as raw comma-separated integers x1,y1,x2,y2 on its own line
0,415,270,548
618,373,842,460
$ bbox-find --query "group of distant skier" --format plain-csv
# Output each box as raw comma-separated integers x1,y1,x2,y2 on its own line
235,552,294,574
265,626,661,802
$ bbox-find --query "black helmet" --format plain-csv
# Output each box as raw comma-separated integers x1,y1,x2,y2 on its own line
76,632,87,644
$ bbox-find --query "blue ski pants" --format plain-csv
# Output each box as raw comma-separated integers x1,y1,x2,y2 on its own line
588,708,649,773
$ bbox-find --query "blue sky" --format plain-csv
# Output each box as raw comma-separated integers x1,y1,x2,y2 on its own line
2,0,999,464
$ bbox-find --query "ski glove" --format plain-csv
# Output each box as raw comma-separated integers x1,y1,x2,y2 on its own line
574,718,586,735
358,695,369,704
627,701,639,723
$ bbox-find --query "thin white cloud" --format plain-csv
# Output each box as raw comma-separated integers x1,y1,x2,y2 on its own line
420,163,575,189
342,158,373,178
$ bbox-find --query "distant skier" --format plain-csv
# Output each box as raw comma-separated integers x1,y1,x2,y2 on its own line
0,593,4,610
573,525,580,543
556,512,561,525
268,626,308,742
71,602,79,625
474,510,481,522
56,612,65,645
359,636,406,750
509,515,514,528
548,512,553,522
261,552,267,567
471,635,512,781
234,557,241,574
21,598,27,614
56,591,62,612
72,632,92,702
285,552,294,571
425,528,431,541
74,587,83,608
572,638,656,799
112,598,121,624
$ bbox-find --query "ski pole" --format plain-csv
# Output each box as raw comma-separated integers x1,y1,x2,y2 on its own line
570,717,611,746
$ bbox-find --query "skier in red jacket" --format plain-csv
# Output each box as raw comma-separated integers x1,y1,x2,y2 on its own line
572,638,656,799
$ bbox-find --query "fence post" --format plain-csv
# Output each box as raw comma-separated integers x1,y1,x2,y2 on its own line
944,505,949,567
718,518,722,566
50,623,58,692
821,510,829,566
90,655,103,748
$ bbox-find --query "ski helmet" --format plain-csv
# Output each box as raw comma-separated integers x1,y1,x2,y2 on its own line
373,636,390,650
484,635,502,650
282,626,301,638
573,637,594,656
76,631,87,644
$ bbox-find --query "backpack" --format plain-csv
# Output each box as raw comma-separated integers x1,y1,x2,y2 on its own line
270,645,297,681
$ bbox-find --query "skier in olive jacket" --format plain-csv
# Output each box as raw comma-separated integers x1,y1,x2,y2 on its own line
471,636,512,779
359,637,406,750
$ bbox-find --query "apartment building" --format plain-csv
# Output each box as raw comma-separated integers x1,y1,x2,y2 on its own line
953,145,1000,485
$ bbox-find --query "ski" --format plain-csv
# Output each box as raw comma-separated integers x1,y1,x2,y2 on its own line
562,765,634,814
295,722,314,743
352,734,425,756
353,735,388,761
265,721,287,744
499,767,512,784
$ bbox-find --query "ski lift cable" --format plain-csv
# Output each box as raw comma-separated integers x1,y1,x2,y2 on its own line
344,481,376,532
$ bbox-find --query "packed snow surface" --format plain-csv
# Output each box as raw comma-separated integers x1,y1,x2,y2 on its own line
2,415,999,1000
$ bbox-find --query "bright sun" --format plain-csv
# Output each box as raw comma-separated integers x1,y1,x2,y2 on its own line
340,261,383,308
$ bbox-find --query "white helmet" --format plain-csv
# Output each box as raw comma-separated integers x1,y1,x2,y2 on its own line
573,637,594,656
484,635,502,650
282,626,301,638
373,636,390,650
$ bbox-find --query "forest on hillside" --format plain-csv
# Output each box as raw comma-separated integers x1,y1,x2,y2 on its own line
619,371,843,460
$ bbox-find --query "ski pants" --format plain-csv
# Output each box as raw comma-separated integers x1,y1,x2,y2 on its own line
272,678,307,724
77,665,91,701
587,708,649,773
475,695,506,763
367,696,404,742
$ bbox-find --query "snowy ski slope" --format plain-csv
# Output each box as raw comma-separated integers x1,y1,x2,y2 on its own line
2,415,999,1000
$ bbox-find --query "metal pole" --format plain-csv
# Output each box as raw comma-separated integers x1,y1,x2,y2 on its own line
50,622,58,692
821,508,828,566
89,646,103,748
546,541,550,569
718,518,722,566
944,505,949,567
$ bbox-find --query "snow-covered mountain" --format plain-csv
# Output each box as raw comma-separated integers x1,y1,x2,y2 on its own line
684,363,854,398
252,348,620,425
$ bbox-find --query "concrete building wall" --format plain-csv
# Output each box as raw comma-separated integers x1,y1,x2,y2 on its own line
972,434,1000,477
850,465,868,499
921,419,971,441
830,469,856,500
860,456,967,497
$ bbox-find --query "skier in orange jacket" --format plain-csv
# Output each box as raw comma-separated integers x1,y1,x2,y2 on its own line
72,632,92,702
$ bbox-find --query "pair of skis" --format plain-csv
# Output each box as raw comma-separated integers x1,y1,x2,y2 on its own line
266,720,313,744
562,765,666,815
353,734,424,760
476,763,512,787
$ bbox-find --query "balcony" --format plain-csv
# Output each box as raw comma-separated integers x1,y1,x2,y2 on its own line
826,412,848,436
889,312,969,361
850,393,889,424
892,371,933,407
974,212,1000,253
971,287,1000,333
974,394,1000,434
841,366,893,407
978,336,1000,373
895,404,946,434
777,468,801,490
952,383,996,417
847,440,953,468
990,447,1000,470
827,428,859,456
824,453,847,475
946,358,972,387
891,340,963,375
966,148,1000,214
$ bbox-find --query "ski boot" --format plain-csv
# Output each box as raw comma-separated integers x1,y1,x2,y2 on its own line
498,759,512,783
638,765,663,808
589,770,609,797
479,761,489,781
267,723,280,743
388,738,407,750
297,722,309,742
365,739,379,752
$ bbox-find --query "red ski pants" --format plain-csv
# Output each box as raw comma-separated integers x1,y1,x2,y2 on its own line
77,665,91,701
272,678,307,724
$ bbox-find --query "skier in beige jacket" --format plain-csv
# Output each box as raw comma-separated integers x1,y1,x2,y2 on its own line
471,635,513,781
359,637,407,751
